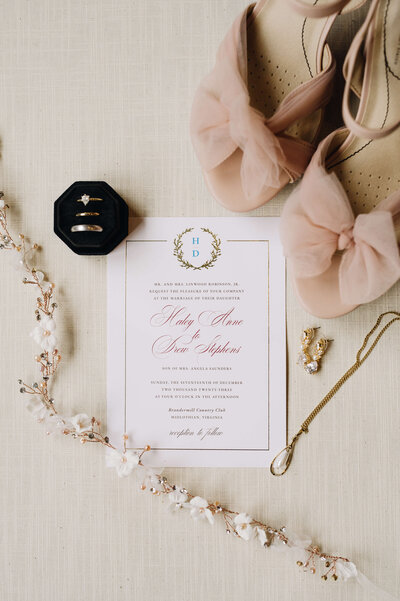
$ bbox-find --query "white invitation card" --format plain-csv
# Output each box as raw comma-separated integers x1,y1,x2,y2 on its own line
107,218,286,467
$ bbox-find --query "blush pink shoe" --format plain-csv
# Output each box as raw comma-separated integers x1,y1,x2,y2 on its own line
280,0,400,318
190,0,363,212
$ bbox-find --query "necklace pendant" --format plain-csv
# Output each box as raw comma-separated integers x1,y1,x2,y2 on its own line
270,444,295,476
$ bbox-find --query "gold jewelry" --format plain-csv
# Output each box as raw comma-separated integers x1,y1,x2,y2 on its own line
75,212,100,217
70,224,103,233
76,194,103,206
271,311,400,476
305,337,332,375
297,327,319,370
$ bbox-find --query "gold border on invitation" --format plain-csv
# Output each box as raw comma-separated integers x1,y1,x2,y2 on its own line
124,236,271,452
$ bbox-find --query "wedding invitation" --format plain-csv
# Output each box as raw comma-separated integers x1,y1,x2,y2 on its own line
107,218,286,467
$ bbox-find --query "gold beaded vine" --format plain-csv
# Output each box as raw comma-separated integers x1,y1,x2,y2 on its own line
0,196,361,585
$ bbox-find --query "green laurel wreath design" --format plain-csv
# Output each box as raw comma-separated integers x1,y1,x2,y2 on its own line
173,227,222,270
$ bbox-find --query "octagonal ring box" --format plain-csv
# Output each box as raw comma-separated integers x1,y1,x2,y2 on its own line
54,181,129,255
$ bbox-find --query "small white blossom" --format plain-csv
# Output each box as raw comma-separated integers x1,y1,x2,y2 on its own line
70,413,92,433
43,414,69,435
284,529,312,549
30,315,57,352
25,397,71,434
167,489,188,511
256,527,268,547
33,270,51,292
335,559,357,581
10,247,27,272
25,396,48,421
0,198,5,209
189,496,214,524
106,448,140,478
141,468,165,491
234,513,255,541
290,546,310,564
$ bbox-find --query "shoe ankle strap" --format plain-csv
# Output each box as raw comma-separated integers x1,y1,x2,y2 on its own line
342,0,400,139
284,0,358,18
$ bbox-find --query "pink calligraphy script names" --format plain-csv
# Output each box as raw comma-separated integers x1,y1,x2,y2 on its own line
150,305,195,331
152,331,200,358
195,335,242,357
198,308,244,327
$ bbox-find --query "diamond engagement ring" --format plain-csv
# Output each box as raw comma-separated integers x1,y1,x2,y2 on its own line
76,194,103,206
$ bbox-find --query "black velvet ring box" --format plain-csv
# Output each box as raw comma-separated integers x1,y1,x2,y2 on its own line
54,181,129,255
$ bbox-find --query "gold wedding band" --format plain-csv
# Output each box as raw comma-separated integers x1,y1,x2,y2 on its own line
75,212,100,217
71,224,103,233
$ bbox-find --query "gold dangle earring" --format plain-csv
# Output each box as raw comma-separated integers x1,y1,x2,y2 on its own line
304,337,332,374
297,327,318,370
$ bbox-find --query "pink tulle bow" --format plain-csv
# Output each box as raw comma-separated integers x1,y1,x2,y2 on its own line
280,167,400,305
190,7,286,201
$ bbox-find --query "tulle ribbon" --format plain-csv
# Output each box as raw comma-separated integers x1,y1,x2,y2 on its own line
280,168,400,305
190,7,287,201
191,68,285,200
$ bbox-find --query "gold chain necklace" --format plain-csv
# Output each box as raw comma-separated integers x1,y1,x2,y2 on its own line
270,311,400,476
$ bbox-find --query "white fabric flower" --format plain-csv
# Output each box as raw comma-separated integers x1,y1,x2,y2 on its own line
106,448,140,478
33,270,51,292
41,281,52,292
30,315,57,352
189,496,214,524
43,414,69,435
234,513,255,541
25,397,71,434
335,559,357,581
284,529,312,550
256,527,269,547
167,489,188,511
34,270,45,283
70,413,92,433
141,468,164,492
9,247,27,272
25,396,48,421
288,546,310,564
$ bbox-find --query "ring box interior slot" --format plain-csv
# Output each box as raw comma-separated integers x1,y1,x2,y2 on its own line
54,181,129,255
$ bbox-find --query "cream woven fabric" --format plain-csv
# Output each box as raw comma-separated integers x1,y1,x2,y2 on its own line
0,1,399,600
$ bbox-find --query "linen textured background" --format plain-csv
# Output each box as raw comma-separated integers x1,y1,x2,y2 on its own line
0,1,399,600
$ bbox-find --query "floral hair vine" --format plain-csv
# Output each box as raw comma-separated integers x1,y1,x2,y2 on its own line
0,194,396,599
